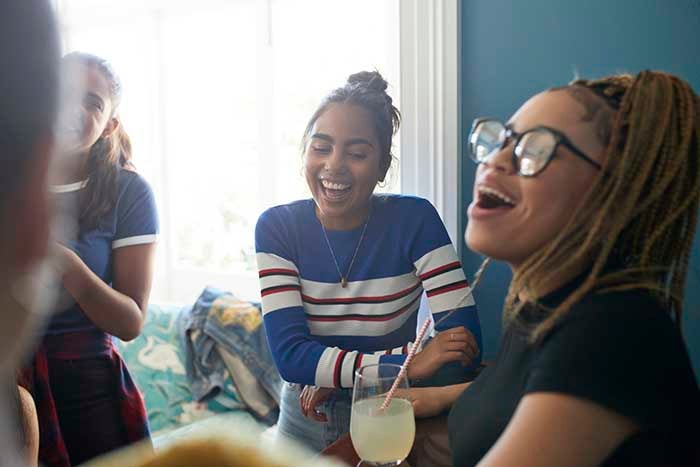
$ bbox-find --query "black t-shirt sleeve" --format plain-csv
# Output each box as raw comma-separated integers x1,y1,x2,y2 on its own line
525,292,695,432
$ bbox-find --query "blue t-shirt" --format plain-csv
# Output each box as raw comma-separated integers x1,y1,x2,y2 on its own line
255,194,482,388
47,169,159,334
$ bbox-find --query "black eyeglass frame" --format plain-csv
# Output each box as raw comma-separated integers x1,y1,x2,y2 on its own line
467,117,603,177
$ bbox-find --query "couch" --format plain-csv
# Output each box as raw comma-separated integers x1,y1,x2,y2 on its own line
115,303,269,448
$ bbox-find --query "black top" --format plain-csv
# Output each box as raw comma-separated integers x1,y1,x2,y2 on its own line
448,281,700,466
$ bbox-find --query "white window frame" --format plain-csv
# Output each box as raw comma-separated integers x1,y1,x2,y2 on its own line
399,0,462,249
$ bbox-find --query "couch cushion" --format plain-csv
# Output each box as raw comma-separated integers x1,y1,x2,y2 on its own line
116,303,242,436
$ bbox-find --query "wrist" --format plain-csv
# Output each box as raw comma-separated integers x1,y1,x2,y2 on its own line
60,248,80,279
442,382,470,409
435,387,451,413
407,363,424,381
62,248,80,274
60,250,87,298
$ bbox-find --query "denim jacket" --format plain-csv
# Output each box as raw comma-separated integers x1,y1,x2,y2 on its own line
178,287,282,425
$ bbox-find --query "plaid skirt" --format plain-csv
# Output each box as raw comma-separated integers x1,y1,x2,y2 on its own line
20,330,152,466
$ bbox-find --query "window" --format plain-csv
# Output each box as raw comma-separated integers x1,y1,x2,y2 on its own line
57,0,402,303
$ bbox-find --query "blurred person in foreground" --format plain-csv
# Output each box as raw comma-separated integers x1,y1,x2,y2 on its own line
0,0,60,466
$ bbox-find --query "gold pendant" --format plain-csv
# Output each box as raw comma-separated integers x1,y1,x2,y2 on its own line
341,277,348,288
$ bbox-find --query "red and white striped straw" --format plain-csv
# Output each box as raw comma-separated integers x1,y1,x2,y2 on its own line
379,317,432,411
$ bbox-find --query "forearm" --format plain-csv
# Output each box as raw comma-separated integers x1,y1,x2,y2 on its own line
409,381,471,418
265,309,387,388
62,258,144,341
440,382,471,408
434,305,481,342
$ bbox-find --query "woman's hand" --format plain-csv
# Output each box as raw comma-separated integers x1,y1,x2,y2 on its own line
395,382,471,418
408,326,479,381
395,387,450,418
300,386,334,422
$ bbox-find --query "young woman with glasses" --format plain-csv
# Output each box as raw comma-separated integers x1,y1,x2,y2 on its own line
402,71,700,467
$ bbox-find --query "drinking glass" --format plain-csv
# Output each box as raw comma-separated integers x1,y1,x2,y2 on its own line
350,363,416,467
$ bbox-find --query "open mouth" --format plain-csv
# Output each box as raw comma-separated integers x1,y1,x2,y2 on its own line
320,179,352,201
476,186,516,210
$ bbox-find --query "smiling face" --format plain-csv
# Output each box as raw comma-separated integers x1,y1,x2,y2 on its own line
304,102,386,230
465,89,609,269
57,62,117,157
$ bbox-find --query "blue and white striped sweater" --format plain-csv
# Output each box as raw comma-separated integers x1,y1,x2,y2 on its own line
255,194,481,388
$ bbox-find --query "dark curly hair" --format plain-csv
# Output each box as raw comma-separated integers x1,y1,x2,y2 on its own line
302,70,401,180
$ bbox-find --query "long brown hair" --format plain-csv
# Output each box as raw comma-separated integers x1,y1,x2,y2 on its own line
500,71,700,341
64,52,134,230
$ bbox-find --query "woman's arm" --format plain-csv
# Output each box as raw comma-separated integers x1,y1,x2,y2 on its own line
477,393,637,467
17,385,39,467
258,249,380,387
407,327,478,380
408,200,483,374
59,242,156,341
400,382,471,418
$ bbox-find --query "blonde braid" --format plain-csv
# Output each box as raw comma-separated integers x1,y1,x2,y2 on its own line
502,71,700,342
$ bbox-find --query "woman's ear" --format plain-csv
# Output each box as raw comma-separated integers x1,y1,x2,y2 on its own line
101,117,120,138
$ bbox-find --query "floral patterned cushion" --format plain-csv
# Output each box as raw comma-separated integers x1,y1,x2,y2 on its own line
115,304,243,437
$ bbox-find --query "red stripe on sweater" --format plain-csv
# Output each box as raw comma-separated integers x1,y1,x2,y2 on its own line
418,261,461,280
426,281,468,298
261,285,301,297
333,350,348,387
302,282,420,305
258,268,298,278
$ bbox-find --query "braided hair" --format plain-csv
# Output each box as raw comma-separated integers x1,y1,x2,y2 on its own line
302,71,401,181
498,71,700,341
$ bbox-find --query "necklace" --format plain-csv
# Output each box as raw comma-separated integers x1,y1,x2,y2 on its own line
320,207,372,288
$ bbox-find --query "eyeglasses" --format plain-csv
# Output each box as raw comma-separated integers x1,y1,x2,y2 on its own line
467,118,602,177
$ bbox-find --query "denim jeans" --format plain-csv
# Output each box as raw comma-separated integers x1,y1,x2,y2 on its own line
277,382,352,453
179,287,282,424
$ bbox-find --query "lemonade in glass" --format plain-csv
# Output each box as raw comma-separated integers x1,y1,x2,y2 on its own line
350,363,415,466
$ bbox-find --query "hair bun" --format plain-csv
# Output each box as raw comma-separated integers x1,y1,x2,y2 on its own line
347,71,388,93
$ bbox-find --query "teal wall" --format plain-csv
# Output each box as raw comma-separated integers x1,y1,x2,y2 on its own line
459,0,700,379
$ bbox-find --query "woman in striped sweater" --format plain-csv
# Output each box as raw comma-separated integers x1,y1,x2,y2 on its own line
255,71,482,452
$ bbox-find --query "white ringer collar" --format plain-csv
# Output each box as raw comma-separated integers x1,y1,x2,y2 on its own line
50,179,89,193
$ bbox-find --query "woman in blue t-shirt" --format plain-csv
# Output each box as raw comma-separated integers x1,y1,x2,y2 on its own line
21,52,158,466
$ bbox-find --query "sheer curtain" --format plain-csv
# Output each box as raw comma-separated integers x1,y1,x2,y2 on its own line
56,0,401,303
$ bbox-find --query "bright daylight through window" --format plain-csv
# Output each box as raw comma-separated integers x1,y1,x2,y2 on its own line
57,0,400,303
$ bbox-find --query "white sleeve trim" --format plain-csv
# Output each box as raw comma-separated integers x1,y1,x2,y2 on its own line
112,234,158,249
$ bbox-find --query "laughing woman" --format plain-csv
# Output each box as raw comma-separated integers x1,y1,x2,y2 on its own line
404,71,700,466
21,52,157,466
255,71,482,452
